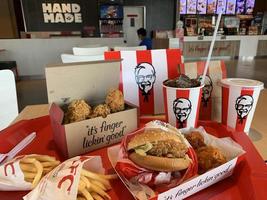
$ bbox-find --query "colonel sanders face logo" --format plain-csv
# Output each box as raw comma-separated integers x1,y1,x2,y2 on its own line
235,95,254,123
198,75,213,107
173,98,192,128
135,62,156,102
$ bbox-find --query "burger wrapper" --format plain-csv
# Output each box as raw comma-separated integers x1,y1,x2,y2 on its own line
0,155,48,191
115,120,198,193
23,156,105,200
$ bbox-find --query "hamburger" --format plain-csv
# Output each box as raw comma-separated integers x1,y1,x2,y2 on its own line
127,129,192,172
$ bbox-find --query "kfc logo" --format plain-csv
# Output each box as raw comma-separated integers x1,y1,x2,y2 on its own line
4,156,23,176
235,95,254,123
135,62,156,102
198,75,213,107
173,98,192,128
57,156,88,192
4,162,15,176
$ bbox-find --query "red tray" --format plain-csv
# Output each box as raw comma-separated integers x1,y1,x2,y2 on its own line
0,116,266,200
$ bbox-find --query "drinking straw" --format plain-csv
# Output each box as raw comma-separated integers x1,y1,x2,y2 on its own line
200,12,222,85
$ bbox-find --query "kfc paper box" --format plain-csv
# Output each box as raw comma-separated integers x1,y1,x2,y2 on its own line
104,49,183,115
46,60,138,158
108,121,245,200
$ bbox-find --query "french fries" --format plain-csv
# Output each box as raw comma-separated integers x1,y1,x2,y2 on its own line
19,155,60,188
77,169,117,200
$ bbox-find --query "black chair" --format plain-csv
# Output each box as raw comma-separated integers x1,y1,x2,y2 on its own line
0,61,19,80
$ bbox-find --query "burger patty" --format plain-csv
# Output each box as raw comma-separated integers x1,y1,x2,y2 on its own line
147,139,187,158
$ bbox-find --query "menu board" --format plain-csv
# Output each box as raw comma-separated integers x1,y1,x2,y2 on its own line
246,0,255,14
187,0,197,14
180,0,187,14
20,0,99,32
179,0,255,15
236,0,245,14
216,0,226,14
226,0,236,14
197,0,207,14
207,0,217,14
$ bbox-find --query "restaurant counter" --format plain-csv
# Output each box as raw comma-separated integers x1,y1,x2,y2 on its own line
154,35,267,60
183,35,267,59
12,88,267,161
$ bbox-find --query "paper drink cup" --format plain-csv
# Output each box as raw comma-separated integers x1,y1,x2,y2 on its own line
163,82,203,129
220,78,264,133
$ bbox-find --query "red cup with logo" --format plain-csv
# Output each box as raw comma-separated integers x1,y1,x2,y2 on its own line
163,78,203,129
220,78,264,133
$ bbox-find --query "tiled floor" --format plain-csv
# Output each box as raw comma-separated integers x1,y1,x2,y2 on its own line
16,58,267,111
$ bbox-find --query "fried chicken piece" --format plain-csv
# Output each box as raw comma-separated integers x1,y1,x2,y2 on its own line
90,104,111,118
147,140,188,158
196,146,227,174
65,99,92,123
185,131,206,149
105,88,125,112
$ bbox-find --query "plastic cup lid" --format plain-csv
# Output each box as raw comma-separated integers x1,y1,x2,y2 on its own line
220,78,264,89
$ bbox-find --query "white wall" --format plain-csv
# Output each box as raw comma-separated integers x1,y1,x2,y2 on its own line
238,36,259,57
0,38,124,76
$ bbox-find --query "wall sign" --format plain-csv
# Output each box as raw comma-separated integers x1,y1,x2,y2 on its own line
184,41,240,57
42,3,82,23
21,0,99,32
